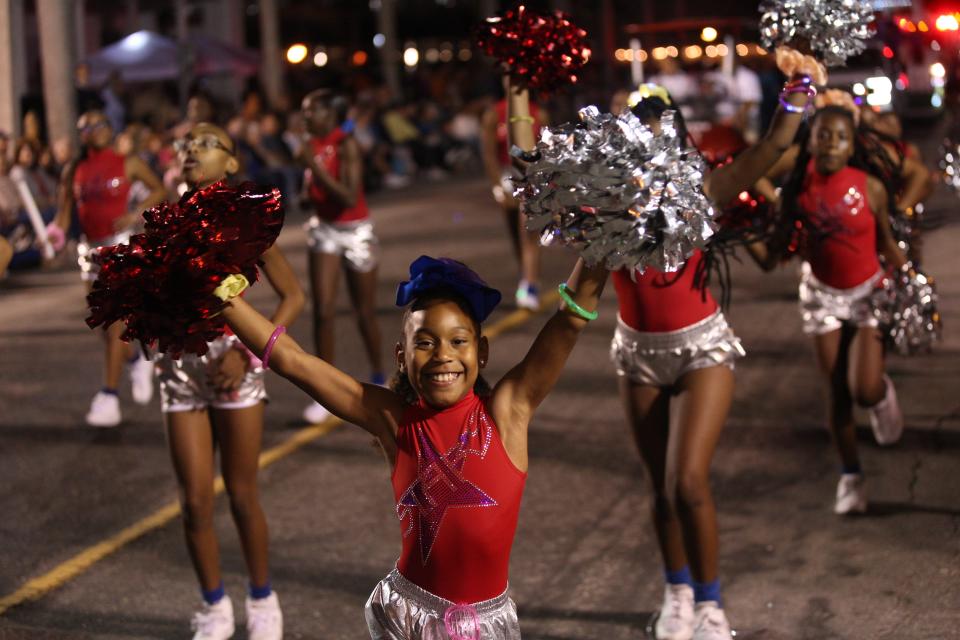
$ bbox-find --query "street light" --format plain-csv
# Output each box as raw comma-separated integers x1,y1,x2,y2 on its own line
403,46,419,67
701,27,718,42
313,50,328,67
286,43,308,64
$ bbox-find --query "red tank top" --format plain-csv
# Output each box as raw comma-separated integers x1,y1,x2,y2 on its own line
495,99,543,166
305,128,369,224
798,162,880,289
393,391,526,604
73,148,131,242
613,250,718,332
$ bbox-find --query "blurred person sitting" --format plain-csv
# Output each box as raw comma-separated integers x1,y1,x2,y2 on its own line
707,58,763,141
649,57,697,120
380,100,420,186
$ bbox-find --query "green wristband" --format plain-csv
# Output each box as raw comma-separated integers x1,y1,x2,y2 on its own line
558,283,598,321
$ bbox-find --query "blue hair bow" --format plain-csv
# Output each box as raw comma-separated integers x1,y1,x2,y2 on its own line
395,256,502,323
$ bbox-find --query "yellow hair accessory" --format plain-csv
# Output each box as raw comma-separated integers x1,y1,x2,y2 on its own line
213,273,250,302
637,83,672,106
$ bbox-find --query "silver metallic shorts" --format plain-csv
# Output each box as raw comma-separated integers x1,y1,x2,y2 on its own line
610,310,745,387
799,267,882,336
365,568,521,640
304,217,379,273
77,230,133,282
156,335,266,413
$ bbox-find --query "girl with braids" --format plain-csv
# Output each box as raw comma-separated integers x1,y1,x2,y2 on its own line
213,252,606,639
749,101,909,516
607,50,822,640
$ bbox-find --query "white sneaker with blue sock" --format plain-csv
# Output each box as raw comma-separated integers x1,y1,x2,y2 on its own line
246,591,283,640
191,595,235,640
692,601,732,640
656,583,695,640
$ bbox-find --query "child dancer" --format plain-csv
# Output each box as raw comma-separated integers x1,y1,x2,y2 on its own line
161,123,304,640
52,110,166,426
215,253,606,638
299,89,384,424
750,104,908,517
608,62,818,639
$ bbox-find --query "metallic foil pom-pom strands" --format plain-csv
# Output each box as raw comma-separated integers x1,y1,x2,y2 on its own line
514,106,715,273
475,3,590,93
871,265,942,356
759,0,874,67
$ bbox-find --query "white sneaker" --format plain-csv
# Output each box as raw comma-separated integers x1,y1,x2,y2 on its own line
191,596,235,640
246,592,283,640
692,601,732,640
655,584,695,640
128,352,154,405
515,281,540,311
85,391,121,428
834,473,867,515
869,375,903,445
302,401,332,424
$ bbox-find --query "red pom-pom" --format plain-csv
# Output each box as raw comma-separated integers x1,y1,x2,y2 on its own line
475,4,590,94
86,181,284,358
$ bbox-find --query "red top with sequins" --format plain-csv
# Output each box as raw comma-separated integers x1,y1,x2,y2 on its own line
495,99,543,167
798,162,880,289
392,391,526,604
73,148,131,242
305,128,369,224
612,250,718,333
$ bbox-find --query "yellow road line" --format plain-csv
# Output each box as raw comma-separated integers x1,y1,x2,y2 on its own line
0,294,557,616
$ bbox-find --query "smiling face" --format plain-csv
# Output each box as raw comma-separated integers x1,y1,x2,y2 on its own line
809,111,855,175
397,297,488,409
176,123,238,189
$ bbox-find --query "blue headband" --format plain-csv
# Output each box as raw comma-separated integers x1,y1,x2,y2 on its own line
396,256,502,323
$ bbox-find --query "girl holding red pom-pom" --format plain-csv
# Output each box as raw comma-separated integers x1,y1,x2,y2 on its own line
159,123,304,640
52,110,166,428
298,89,385,425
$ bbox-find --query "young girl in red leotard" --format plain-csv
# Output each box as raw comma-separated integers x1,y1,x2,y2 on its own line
750,105,908,517
216,253,606,639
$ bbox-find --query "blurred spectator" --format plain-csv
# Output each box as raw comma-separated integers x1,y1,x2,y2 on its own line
101,71,127,132
708,60,763,141
10,139,57,213
650,58,697,120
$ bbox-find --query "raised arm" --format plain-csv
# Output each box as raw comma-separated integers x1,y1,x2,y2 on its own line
490,259,607,439
221,295,403,436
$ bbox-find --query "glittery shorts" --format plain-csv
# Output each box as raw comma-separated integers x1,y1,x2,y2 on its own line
610,310,745,387
305,217,379,273
799,266,882,336
365,568,521,640
77,230,133,282
156,335,266,413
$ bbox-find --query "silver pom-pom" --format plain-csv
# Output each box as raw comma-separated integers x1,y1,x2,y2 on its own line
513,106,715,272
938,139,960,194
759,0,874,67
871,264,942,356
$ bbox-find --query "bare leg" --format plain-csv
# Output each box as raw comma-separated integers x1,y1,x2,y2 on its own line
308,251,343,363
343,264,384,377
669,365,735,584
847,326,886,408
619,377,688,572
165,410,222,591
212,403,270,588
813,327,860,470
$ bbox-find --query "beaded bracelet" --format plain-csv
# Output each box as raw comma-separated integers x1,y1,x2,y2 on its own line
557,283,598,321
261,325,287,370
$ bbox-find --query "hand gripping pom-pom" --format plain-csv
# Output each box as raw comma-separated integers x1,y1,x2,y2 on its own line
513,106,715,273
871,265,942,356
759,0,874,67
85,181,284,358
475,3,590,94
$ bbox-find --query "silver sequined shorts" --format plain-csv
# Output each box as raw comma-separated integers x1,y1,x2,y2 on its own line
365,568,521,640
610,310,745,388
305,217,379,273
78,230,133,282
156,335,266,413
799,266,882,336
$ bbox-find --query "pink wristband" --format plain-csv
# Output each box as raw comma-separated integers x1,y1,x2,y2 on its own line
261,325,286,370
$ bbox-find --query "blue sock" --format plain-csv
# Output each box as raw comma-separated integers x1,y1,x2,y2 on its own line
202,582,225,605
127,351,140,363
665,565,693,586
694,579,722,605
100,387,118,396
371,372,386,386
249,581,272,600
842,463,862,475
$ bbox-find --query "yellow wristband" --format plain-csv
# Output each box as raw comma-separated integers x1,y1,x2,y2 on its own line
508,115,535,124
213,273,250,302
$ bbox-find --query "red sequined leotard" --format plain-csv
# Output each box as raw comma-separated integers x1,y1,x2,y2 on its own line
73,147,131,242
392,391,526,604
305,128,369,224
